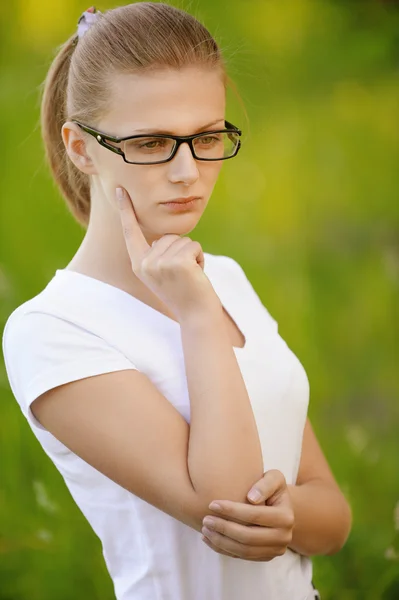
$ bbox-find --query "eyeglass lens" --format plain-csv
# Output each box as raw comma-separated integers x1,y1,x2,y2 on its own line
121,131,240,163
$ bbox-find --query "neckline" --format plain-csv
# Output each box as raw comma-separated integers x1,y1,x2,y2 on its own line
54,262,247,353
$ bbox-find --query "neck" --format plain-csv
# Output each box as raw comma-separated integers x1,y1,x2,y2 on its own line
65,187,154,298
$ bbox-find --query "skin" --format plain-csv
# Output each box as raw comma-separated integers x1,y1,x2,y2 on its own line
61,66,352,561
62,66,225,318
201,420,353,559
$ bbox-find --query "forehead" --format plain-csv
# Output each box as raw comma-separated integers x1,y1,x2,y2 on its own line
101,66,226,135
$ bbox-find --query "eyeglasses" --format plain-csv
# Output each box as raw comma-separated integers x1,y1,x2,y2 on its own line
71,119,242,165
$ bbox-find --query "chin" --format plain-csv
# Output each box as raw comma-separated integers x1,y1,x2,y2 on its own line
159,213,202,236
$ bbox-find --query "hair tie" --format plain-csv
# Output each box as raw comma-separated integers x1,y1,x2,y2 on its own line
77,6,102,40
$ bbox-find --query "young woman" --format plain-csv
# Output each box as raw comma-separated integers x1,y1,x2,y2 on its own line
2,3,351,599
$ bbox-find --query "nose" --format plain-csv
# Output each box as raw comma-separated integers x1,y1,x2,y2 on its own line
168,141,199,185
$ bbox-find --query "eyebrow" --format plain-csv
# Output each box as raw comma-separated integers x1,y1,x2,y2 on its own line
132,118,226,135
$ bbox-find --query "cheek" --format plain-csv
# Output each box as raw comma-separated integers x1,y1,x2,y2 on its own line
207,160,223,177
97,151,132,183
202,162,223,189
95,150,147,198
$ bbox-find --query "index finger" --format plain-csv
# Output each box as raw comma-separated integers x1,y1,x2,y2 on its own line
207,500,289,528
116,186,150,263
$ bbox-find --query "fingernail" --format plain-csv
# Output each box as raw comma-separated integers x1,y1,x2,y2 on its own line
248,488,262,502
116,187,124,206
209,502,222,512
203,517,216,529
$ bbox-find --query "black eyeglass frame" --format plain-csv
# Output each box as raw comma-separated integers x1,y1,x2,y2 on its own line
71,119,242,165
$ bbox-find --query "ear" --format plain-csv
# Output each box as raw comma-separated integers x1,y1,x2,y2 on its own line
61,121,98,175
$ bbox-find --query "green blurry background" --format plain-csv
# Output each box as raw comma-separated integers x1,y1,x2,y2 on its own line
0,0,398,598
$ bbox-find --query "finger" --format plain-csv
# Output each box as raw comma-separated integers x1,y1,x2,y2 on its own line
116,187,150,266
154,235,193,260
154,237,205,271
202,533,278,562
247,469,287,505
189,240,205,270
203,516,288,547
202,528,281,561
147,233,183,258
147,237,203,277
208,500,293,528
201,536,239,559
171,239,204,270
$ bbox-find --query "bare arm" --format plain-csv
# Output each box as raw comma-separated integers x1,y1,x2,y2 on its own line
31,299,263,533
287,480,352,556
181,304,264,502
31,187,264,533
287,418,352,555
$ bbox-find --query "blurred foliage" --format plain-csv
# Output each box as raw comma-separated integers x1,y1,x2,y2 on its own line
0,0,398,599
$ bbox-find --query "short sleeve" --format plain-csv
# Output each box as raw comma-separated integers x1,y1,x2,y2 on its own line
2,311,138,432
217,255,279,333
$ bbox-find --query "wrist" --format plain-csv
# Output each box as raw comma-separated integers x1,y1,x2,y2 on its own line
177,297,224,329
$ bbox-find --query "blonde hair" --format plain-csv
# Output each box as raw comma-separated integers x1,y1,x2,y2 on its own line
40,2,246,228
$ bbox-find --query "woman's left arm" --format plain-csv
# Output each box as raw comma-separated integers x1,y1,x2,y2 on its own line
285,417,352,556
201,418,352,558
286,480,352,556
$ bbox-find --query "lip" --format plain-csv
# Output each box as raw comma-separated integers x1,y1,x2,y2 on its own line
160,196,202,213
161,196,200,204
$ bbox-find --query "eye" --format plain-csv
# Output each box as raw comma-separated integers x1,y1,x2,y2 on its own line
138,139,166,149
125,137,173,153
197,135,221,145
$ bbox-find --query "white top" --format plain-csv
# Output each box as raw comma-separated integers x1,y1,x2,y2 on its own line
2,252,315,600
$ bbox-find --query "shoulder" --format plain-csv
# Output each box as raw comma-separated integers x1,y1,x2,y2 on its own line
2,309,89,392
2,307,126,374
203,251,278,332
2,305,40,354
2,307,135,431
203,252,257,292
203,252,246,278
3,307,84,352
1,270,69,354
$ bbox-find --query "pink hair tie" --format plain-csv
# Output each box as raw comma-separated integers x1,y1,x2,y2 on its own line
77,6,101,40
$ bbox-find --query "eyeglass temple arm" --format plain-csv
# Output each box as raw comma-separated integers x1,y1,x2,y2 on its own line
73,121,125,156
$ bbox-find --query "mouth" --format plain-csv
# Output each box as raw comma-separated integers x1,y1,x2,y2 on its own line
161,196,201,205
160,196,202,212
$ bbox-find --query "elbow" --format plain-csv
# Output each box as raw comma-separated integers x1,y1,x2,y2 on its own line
186,459,265,532
189,483,261,533
189,496,234,534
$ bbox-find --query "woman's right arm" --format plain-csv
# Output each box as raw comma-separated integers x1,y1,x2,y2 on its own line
32,296,264,533
31,186,265,532
181,302,264,507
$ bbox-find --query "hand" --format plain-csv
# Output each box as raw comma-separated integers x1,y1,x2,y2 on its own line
115,186,219,322
201,469,295,561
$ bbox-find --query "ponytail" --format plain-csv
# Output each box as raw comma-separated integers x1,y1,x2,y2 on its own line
40,34,91,228
40,3,245,228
